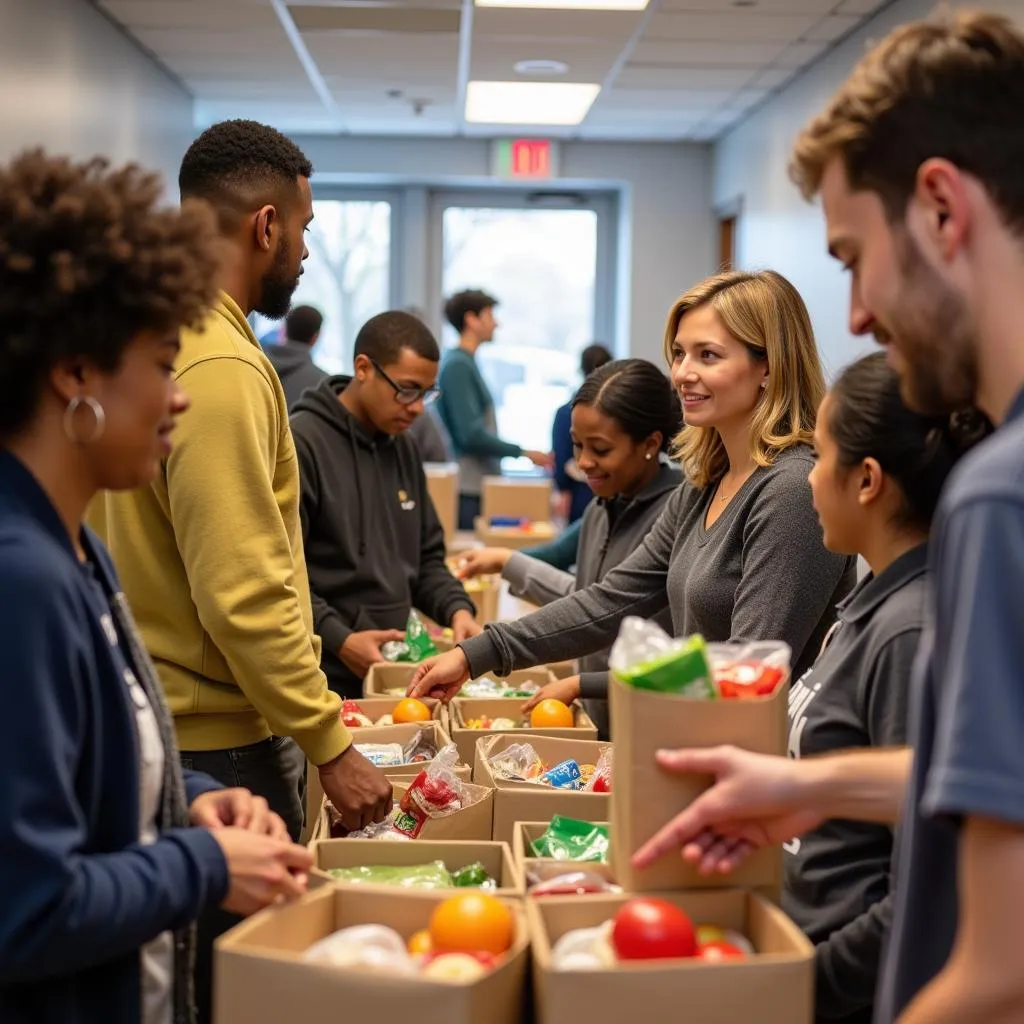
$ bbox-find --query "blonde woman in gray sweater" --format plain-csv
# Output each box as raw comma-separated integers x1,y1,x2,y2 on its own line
409,270,855,703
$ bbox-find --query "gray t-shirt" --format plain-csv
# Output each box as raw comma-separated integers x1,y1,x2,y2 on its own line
875,390,1024,1021
460,446,855,683
783,544,926,1022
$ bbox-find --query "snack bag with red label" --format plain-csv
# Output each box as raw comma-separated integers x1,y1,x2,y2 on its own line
706,641,791,700
392,744,470,839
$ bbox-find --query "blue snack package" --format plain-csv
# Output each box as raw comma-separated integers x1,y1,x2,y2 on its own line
540,759,582,790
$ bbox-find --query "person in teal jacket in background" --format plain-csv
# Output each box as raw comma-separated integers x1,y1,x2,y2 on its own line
436,289,552,528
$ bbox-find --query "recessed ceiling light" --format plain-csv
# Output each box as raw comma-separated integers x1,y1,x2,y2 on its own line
465,81,600,124
476,0,648,9
514,58,570,75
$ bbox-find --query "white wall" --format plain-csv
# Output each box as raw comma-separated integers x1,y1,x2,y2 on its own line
0,0,194,190
290,135,716,365
711,0,954,377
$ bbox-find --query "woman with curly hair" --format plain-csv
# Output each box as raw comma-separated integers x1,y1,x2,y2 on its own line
0,151,314,1024
410,270,856,703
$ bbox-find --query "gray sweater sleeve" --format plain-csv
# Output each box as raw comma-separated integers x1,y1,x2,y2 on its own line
730,457,851,665
813,630,917,1018
502,551,575,607
458,490,680,677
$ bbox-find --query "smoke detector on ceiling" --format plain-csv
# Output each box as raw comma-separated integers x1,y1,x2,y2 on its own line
514,59,570,76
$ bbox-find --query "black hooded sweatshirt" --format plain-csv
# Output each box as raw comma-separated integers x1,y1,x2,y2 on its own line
291,376,475,696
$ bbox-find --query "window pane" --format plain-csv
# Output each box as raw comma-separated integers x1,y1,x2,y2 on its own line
441,206,597,457
253,199,391,374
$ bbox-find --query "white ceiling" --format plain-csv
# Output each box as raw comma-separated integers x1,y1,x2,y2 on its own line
96,0,888,141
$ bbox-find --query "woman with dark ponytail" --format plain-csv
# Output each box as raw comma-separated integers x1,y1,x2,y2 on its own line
457,358,682,736
785,352,989,1024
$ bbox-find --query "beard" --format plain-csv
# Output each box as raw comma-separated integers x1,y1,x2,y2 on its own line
882,231,978,416
255,235,300,320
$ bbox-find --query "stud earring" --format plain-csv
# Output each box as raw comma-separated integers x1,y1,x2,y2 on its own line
645,453,653,461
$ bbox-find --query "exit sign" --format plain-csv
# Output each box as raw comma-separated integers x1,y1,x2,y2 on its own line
491,139,559,180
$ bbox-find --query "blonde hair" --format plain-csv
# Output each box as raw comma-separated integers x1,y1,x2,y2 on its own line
790,11,1024,230
663,270,825,489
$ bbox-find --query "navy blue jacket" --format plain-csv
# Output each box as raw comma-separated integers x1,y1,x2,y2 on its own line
0,451,229,1024
552,401,592,523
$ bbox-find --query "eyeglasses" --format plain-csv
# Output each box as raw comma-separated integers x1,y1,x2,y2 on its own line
371,359,441,407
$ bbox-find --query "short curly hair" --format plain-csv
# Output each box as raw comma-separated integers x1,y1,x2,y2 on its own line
179,119,313,229
0,150,219,437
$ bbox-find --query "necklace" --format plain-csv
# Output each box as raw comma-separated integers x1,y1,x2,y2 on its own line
716,470,752,505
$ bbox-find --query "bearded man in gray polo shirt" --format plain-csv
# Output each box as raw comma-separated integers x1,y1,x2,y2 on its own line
633,11,1024,1023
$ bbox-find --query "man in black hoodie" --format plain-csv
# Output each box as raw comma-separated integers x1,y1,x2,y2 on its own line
291,311,481,696
263,304,328,409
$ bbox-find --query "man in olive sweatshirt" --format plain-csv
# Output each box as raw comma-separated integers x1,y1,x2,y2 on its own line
90,120,392,1024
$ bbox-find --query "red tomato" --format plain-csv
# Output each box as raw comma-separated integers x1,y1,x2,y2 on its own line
699,940,746,962
611,898,697,961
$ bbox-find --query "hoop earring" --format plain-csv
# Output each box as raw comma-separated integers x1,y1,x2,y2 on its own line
63,395,106,444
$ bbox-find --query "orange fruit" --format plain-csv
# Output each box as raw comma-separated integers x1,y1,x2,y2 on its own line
529,698,575,729
429,893,514,956
408,928,433,955
393,697,432,724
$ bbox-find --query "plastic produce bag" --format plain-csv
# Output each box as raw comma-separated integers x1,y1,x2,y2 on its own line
529,816,609,862
583,748,612,793
328,861,453,889
392,744,470,838
303,924,416,974
486,742,544,783
706,640,791,699
529,870,622,897
402,727,439,765
609,617,715,697
457,675,540,699
450,861,497,889
382,611,439,663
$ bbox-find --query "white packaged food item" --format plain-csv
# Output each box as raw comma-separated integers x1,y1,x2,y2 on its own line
355,742,404,767
302,925,416,974
550,922,615,971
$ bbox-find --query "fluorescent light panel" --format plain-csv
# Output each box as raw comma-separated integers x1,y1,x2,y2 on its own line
476,0,648,8
466,81,600,124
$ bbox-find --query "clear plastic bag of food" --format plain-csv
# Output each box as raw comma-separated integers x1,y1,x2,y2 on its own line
706,640,791,699
528,870,623,897
458,675,540,699
354,742,405,767
303,924,416,973
609,617,715,697
328,861,453,889
486,742,544,782
583,748,613,793
384,611,439,663
402,726,439,765
392,744,470,838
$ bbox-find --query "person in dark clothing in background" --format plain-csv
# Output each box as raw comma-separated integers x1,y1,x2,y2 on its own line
552,343,614,524
263,304,327,409
291,311,482,696
785,354,985,1024
436,289,552,529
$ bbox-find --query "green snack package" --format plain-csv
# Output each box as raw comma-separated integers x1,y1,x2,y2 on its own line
401,611,439,663
530,816,610,862
450,861,496,889
328,860,452,889
616,633,716,697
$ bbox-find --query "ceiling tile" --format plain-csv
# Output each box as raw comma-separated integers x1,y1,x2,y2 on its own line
128,27,290,56
645,11,819,41
631,38,787,64
597,86,738,110
657,0,835,14
744,64,797,87
290,5,461,32
834,0,888,14
470,36,622,81
101,0,281,29
472,7,643,40
773,38,828,66
616,64,758,89
803,12,862,41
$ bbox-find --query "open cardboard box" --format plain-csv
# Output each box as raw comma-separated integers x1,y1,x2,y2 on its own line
526,889,813,1024
512,821,616,890
308,778,495,848
449,698,597,766
474,517,558,551
215,885,529,1024
609,673,788,897
342,695,447,731
481,475,553,522
353,720,470,782
473,733,611,844
310,837,524,894
363,662,426,697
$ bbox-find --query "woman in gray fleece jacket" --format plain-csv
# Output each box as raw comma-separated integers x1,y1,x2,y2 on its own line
455,358,684,738
409,270,856,707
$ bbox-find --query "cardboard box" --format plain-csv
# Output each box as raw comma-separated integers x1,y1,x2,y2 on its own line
363,662,421,697
526,889,813,1024
215,886,529,1024
481,476,553,522
548,660,577,680
460,574,501,624
449,698,597,767
608,674,788,896
309,778,495,847
512,821,616,890
310,838,524,894
474,517,558,551
337,695,445,730
473,733,611,844
352,720,471,782
424,462,459,544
